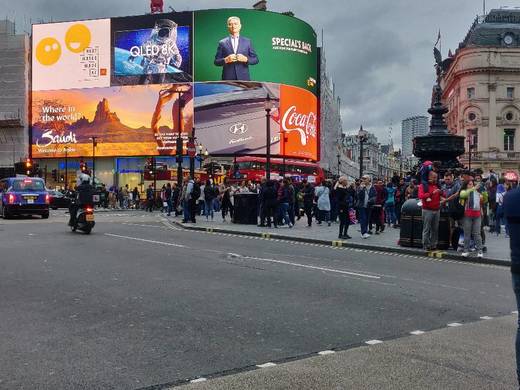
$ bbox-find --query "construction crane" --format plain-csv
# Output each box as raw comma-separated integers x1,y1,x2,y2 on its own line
150,0,164,14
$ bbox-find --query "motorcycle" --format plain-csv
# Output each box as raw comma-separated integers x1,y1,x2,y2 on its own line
70,203,95,234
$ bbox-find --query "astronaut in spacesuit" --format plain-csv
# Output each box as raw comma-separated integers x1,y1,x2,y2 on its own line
139,19,182,84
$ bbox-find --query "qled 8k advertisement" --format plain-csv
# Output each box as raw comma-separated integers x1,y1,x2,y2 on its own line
194,9,318,95
111,13,193,86
32,19,111,91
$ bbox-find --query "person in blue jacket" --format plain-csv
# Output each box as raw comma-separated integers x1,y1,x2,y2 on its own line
504,185,520,386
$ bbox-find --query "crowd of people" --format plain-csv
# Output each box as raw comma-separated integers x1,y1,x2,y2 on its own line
94,164,516,257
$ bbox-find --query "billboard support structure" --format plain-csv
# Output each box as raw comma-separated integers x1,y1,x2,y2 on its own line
265,94,273,180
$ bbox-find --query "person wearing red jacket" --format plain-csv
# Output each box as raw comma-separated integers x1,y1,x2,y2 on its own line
418,171,445,250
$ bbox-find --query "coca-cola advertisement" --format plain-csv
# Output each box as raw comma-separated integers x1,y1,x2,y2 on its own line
279,84,318,161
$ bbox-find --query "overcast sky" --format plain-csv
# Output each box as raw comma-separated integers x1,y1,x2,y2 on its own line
3,0,520,147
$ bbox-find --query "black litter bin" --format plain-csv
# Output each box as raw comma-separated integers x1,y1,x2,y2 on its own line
399,199,450,250
232,193,259,224
399,199,423,248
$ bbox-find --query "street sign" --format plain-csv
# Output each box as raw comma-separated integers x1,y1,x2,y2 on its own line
187,141,196,158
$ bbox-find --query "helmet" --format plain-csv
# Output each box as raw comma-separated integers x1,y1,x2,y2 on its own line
78,173,90,185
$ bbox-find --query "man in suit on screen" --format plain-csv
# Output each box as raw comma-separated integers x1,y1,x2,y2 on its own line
214,16,259,81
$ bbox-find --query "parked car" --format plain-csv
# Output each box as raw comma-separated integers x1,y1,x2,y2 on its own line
48,190,72,210
0,177,49,219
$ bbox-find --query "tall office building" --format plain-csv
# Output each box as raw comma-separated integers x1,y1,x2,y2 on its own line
401,116,428,157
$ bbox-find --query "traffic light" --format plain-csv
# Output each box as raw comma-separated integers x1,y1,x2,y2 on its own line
25,158,32,175
80,161,87,173
51,169,58,181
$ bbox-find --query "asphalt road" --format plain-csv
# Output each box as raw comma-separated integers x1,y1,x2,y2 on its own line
0,211,515,389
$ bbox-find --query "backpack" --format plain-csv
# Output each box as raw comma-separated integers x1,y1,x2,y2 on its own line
450,195,465,220
191,183,201,200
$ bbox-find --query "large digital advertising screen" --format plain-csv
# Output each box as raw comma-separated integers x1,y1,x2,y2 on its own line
32,19,111,91
31,9,319,161
111,13,193,86
194,9,318,96
31,84,193,158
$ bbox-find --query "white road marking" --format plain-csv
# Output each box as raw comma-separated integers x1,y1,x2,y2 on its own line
256,362,277,368
365,340,383,345
318,350,335,355
447,322,463,327
190,378,207,383
513,311,519,315
479,316,492,320
104,233,186,248
410,330,425,335
122,222,164,229
229,254,381,280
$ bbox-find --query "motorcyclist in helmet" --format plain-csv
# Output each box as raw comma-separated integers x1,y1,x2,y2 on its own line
68,174,94,227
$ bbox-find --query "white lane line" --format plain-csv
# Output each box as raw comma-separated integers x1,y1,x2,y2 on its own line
480,316,493,320
122,223,164,229
104,233,186,248
231,254,381,280
190,378,207,383
410,330,425,335
318,350,335,355
256,362,277,368
365,340,383,345
447,322,463,327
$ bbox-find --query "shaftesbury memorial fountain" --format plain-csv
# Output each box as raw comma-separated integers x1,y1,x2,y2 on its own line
399,47,466,249
413,47,466,171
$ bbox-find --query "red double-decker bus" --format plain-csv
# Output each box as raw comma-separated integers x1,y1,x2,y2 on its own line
228,156,324,184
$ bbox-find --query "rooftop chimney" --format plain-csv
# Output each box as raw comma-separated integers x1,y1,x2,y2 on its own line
253,0,267,11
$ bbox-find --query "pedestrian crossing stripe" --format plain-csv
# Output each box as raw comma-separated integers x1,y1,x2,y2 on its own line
332,240,343,247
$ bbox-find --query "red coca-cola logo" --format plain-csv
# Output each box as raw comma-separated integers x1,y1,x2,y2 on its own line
281,105,317,146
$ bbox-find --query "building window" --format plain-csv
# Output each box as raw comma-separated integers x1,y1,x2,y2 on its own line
506,112,514,121
468,128,478,150
507,87,515,99
468,112,476,121
505,129,515,151
467,87,475,99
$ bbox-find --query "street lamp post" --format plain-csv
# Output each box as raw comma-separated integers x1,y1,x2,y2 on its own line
264,94,273,180
64,147,68,190
189,127,196,179
90,137,97,186
358,125,368,178
176,95,185,187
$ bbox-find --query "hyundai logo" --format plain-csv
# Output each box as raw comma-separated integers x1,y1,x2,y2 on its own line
229,123,248,135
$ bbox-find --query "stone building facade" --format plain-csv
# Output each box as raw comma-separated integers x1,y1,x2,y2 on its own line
441,9,520,174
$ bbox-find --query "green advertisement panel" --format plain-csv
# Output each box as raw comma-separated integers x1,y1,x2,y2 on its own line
194,9,317,95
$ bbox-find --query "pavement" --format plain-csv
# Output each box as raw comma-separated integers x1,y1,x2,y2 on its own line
180,314,518,390
0,209,516,389
167,213,511,265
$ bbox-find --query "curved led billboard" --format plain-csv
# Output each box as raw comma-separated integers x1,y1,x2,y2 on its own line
194,9,317,96
31,9,319,161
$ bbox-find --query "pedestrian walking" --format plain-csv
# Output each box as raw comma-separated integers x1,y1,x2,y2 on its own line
315,181,331,226
302,180,315,227
146,184,154,212
165,183,173,216
203,179,216,221
277,179,293,228
335,176,355,239
459,178,484,257
262,180,278,228
356,175,376,238
503,185,520,388
418,171,444,251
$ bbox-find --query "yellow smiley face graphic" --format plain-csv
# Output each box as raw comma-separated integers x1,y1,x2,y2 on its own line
65,23,91,53
35,37,62,66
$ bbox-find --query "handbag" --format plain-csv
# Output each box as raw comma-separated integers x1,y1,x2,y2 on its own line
162,201,168,208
